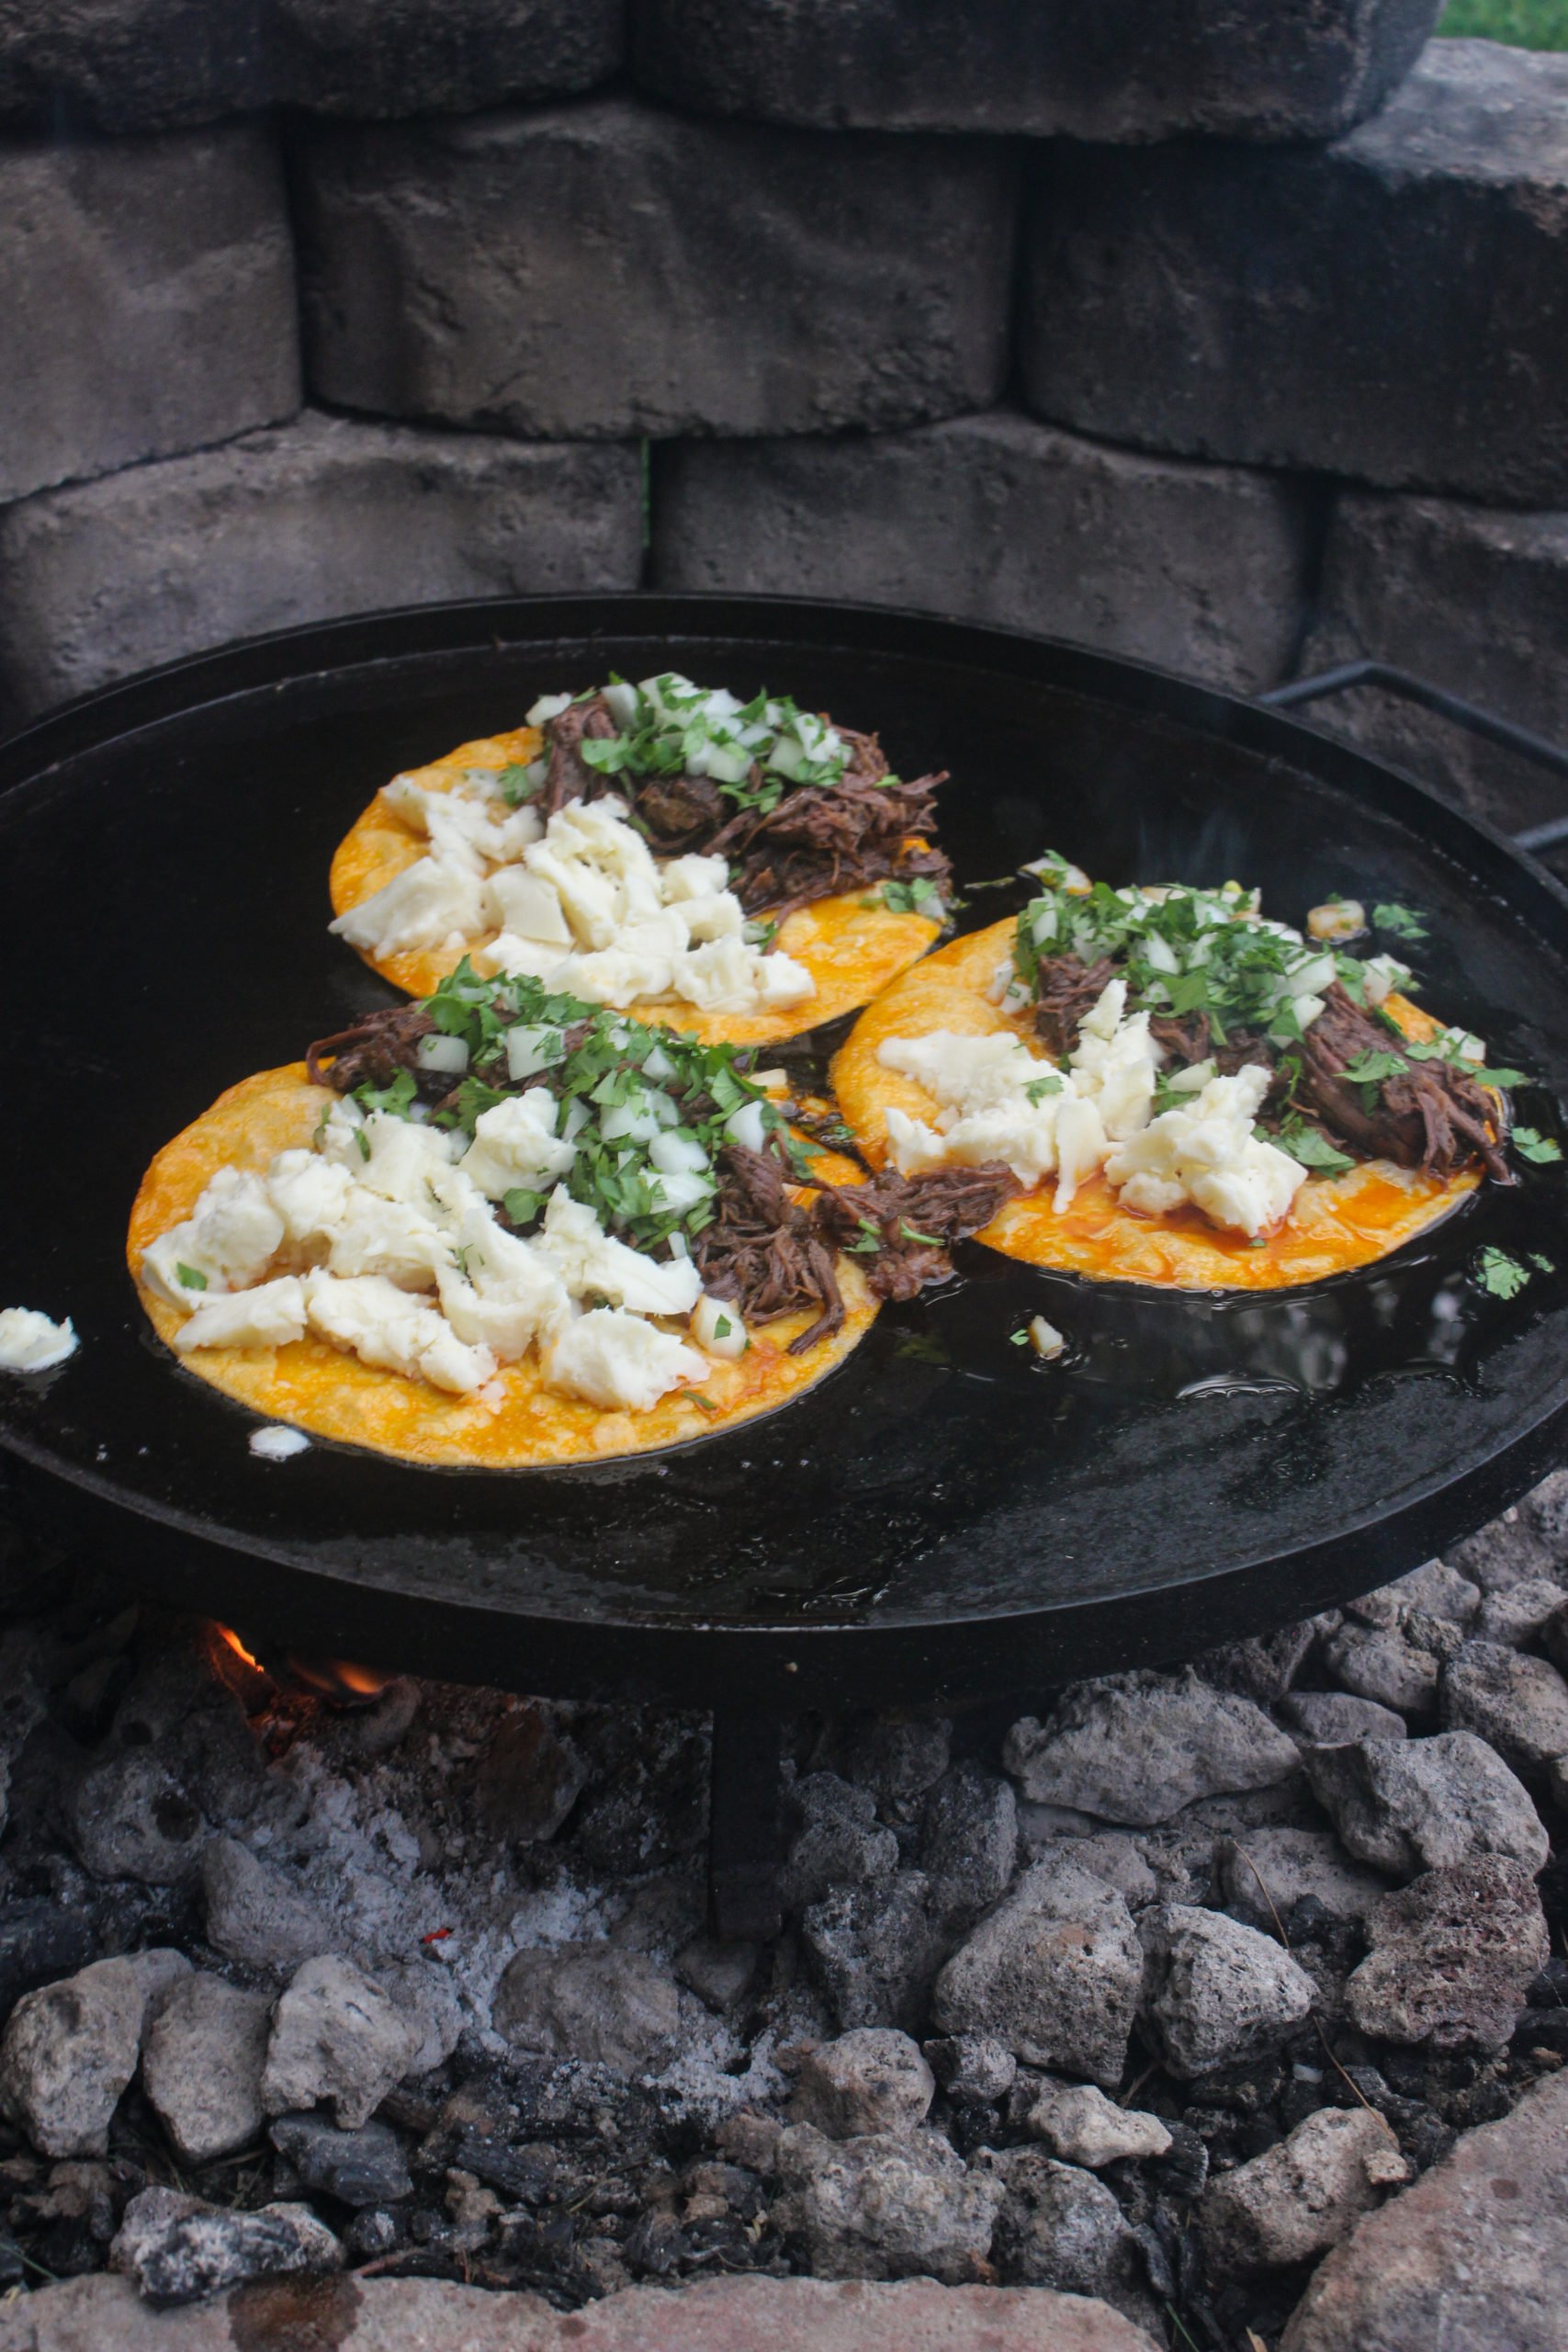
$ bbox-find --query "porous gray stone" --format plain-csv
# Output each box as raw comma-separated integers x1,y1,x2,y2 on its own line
631,0,1438,140
141,1974,271,2165
1217,1827,1392,1925
201,1838,339,1976
674,1935,760,2013
773,2123,1003,2284
1022,2079,1171,2168
1347,1857,1549,2051
1030,1833,1159,1910
268,2112,413,2207
931,1859,1142,2088
492,1944,680,2076
471,1701,587,1844
296,99,1014,439
655,415,1315,695
1440,1641,1568,1779
922,2035,1017,2108
0,122,297,508
110,2185,341,2308
1003,1669,1300,1826
1481,1579,1568,1649
0,414,641,723
789,2030,934,2140
919,1762,1019,1927
0,0,620,131
261,1955,420,2129
1305,1734,1548,1878
1280,2070,1568,2352
842,1715,952,1815
1302,492,1568,838
1022,43,1568,506
0,1950,189,2158
801,1871,946,2036
1138,1906,1316,2078
1201,2107,1408,2275
1279,1691,1408,1748
64,1749,205,1884
1197,1622,1316,1707
986,2149,1154,2329
1346,1560,1481,1631
783,1773,898,1915
1448,1485,1568,1591
1321,1623,1439,1715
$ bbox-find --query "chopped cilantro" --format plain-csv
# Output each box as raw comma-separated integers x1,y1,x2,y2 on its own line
496,762,541,806
1372,901,1428,942
1024,1074,1063,1103
743,917,780,950
686,1393,717,1414
1342,1049,1408,1086
1531,1252,1556,1274
1513,1126,1563,1164
1471,1066,1529,1090
846,1216,884,1255
1008,1328,1031,1346
352,1068,419,1121
881,876,943,917
898,1221,943,1247
1475,1246,1532,1300
1275,1117,1356,1174
175,1263,208,1291
502,1187,547,1227
713,1314,732,1339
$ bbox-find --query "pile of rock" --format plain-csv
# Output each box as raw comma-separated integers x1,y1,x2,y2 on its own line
2,1472,1567,2349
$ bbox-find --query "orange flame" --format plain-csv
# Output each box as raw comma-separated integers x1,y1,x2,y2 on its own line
216,1625,262,1673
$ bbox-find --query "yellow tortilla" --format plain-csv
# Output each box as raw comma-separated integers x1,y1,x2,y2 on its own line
328,727,942,1046
128,1066,875,1466
832,918,1483,1294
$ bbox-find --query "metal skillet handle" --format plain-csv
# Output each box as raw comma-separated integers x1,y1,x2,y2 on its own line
1258,661,1568,854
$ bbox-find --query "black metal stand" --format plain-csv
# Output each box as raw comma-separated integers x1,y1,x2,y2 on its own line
1259,661,1568,853
707,1706,784,1944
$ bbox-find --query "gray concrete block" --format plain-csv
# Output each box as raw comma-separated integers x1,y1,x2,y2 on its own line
296,96,1015,440
1022,41,1568,507
653,412,1315,693
1298,489,1568,841
632,0,1439,141
0,413,643,721
0,121,299,505
0,0,620,132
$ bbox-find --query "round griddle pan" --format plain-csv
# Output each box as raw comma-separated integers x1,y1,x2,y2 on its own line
2,595,1566,1712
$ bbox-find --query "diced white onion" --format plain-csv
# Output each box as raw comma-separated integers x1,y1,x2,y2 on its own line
691,1293,747,1359
642,1044,674,1081
602,681,640,729
506,1025,561,1080
649,1130,710,1176
724,1101,768,1153
1288,954,1338,1000
525,692,573,727
416,1033,470,1075
1027,1316,1066,1360
1167,1058,1215,1093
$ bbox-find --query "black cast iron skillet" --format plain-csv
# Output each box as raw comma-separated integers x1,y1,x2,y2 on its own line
2,595,1566,1719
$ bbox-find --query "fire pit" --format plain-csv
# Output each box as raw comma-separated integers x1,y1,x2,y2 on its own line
2,594,1567,1947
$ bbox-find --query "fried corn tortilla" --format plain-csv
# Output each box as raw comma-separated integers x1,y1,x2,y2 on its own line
129,1065,876,1467
329,726,942,1046
832,919,1483,1293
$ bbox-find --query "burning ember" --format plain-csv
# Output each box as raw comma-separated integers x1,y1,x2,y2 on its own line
211,1623,395,1708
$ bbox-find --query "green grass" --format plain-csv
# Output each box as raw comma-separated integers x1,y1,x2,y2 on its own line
1438,0,1568,47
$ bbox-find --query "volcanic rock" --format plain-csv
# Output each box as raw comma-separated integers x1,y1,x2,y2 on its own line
1201,2107,1409,2273
492,1944,680,2075
931,1859,1143,2086
1002,1669,1299,1825
1346,1859,1549,2052
773,2123,1002,2283
1304,1734,1548,1877
789,2030,934,2140
141,1974,271,2165
1138,1906,1316,2078
261,1955,419,2129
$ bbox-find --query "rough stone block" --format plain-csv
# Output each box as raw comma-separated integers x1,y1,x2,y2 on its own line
654,413,1314,693
0,121,298,505
0,0,620,133
632,0,1439,141
297,98,1015,439
1022,43,1568,507
0,414,642,722
1298,488,1568,842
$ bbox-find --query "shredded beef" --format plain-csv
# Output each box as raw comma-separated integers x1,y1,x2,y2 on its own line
1032,954,1122,1057
538,694,621,816
692,1142,847,1354
307,1005,434,1092
708,771,951,920
812,1162,1020,1301
1147,1010,1277,1081
1297,980,1509,1181
634,771,729,849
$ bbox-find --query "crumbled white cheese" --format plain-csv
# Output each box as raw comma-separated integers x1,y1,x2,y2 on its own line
172,1275,309,1353
1103,1065,1307,1238
0,1307,78,1373
536,1192,704,1320
302,1271,497,1395
461,1092,579,1201
880,984,1309,1238
250,1424,310,1460
338,774,818,1018
543,1307,708,1412
139,1168,286,1306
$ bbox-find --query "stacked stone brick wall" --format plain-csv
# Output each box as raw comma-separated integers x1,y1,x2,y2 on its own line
2,1,1567,851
